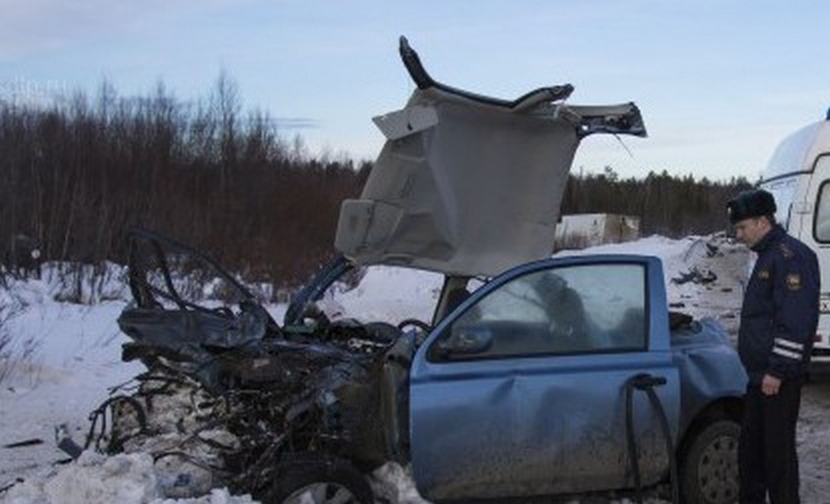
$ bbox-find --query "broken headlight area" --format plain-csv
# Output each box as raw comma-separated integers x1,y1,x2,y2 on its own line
82,229,410,498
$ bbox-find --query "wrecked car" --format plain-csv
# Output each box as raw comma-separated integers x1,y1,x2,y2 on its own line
100,37,747,504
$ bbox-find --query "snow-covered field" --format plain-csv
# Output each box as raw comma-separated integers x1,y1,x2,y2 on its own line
2,235,830,503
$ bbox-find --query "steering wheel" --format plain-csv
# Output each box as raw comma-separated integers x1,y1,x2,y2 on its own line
397,318,432,333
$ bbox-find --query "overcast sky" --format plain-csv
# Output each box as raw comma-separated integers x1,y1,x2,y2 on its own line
2,0,830,181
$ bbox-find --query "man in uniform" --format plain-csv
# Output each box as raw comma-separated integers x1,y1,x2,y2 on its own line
727,189,819,504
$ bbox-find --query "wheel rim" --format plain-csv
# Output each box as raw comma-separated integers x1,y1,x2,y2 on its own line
697,433,739,503
284,482,359,504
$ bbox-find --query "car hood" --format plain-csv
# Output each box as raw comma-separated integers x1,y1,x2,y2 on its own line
335,37,647,277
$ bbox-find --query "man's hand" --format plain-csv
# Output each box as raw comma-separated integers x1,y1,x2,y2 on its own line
761,374,782,396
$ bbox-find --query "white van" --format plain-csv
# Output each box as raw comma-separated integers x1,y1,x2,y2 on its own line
759,115,830,368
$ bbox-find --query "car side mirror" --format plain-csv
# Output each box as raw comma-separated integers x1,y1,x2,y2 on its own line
438,326,493,357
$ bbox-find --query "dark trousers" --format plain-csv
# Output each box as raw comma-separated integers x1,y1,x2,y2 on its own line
739,379,802,504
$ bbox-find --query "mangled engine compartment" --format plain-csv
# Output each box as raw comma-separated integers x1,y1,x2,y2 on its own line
102,229,411,497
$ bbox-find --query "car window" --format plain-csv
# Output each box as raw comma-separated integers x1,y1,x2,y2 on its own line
814,179,830,242
429,263,647,361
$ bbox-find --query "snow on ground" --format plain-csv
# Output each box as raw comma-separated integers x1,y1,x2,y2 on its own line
1,235,829,503
325,265,443,324
1,272,142,492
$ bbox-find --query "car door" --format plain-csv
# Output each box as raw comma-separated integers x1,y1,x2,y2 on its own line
408,255,680,501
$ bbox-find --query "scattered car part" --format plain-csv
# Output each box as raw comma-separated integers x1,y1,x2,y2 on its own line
55,424,83,459
2,438,44,449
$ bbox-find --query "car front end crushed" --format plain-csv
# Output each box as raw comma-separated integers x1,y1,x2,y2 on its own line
102,229,413,499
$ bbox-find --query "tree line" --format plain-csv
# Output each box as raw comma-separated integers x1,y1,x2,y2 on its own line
0,75,367,289
561,166,753,237
0,77,752,291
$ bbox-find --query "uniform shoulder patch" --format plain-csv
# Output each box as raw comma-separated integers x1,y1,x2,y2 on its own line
786,273,802,291
779,242,794,258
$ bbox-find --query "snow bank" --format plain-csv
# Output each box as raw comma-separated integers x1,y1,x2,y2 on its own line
2,451,256,504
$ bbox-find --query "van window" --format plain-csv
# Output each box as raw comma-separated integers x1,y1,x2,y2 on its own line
815,181,830,242
763,177,797,230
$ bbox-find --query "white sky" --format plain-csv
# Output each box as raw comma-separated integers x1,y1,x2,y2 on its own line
2,0,830,181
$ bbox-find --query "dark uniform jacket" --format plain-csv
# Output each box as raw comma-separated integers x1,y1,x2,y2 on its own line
739,225,820,384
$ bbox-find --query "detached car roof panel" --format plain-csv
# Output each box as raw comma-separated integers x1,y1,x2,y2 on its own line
335,37,646,278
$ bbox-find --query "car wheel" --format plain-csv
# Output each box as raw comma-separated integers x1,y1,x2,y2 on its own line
679,419,740,504
262,454,374,504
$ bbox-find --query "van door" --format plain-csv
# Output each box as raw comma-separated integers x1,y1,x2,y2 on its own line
408,255,680,501
796,154,830,364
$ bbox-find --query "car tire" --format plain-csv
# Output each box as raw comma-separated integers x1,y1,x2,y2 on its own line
262,453,375,504
679,419,740,504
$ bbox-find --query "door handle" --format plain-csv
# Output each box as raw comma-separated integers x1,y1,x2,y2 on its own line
628,373,666,390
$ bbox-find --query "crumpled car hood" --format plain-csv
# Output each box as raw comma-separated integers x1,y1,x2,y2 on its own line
335,37,647,277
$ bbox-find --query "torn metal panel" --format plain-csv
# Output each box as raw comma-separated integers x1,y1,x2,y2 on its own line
337,95,579,277
335,38,646,277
